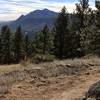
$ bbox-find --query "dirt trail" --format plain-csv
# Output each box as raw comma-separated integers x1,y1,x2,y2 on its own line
6,70,100,100
51,73,100,100
0,59,100,100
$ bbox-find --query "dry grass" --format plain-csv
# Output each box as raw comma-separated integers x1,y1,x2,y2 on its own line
0,57,99,100
0,63,31,74
0,57,100,73
0,64,21,73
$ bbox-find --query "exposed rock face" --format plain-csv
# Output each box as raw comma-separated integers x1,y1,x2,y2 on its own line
85,81,100,99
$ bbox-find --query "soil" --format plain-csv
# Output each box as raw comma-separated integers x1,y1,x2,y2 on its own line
0,59,100,100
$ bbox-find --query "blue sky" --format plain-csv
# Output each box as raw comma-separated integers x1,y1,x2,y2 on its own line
0,0,95,21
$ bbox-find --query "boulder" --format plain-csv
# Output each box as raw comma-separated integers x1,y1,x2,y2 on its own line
85,81,100,99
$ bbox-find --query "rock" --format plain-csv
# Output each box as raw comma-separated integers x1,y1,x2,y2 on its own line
85,72,90,75
85,81,100,99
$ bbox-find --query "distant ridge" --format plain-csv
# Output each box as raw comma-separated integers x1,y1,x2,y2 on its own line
0,9,58,37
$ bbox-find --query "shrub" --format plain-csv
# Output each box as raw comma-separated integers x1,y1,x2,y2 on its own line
32,54,55,63
20,60,31,66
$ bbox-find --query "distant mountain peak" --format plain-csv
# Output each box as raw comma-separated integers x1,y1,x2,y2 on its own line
19,15,24,18
30,9,56,14
17,15,24,21
4,8,58,37
41,9,56,13
22,8,58,19
34,9,52,12
42,8,50,11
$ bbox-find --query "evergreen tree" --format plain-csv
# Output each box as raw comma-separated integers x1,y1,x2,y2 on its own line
0,34,2,63
66,23,82,57
93,1,100,55
14,26,24,63
75,0,94,55
24,33,31,60
76,0,91,28
42,25,53,54
0,25,11,64
42,25,48,54
53,7,69,58
80,27,95,54
34,24,53,55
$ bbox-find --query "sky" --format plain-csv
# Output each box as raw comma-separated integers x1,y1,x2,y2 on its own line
0,0,96,21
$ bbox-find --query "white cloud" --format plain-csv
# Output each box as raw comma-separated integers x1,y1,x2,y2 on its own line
0,0,95,21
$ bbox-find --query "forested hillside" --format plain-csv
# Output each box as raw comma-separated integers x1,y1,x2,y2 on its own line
0,0,100,64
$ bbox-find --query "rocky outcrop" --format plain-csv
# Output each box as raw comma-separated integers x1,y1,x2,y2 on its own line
85,81,100,100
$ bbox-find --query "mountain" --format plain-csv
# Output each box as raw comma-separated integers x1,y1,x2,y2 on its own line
2,9,58,37
0,21,12,27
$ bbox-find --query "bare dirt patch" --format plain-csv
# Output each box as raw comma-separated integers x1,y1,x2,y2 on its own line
0,58,100,100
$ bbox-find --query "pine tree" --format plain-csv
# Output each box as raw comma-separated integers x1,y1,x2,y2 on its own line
0,34,2,63
34,24,53,55
75,0,94,55
66,23,82,57
53,7,69,59
80,27,95,54
43,25,48,54
0,25,11,64
76,0,91,28
24,33,31,60
93,1,100,55
42,25,53,54
14,26,24,63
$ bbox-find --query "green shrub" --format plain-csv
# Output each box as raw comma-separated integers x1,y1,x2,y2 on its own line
32,54,55,63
